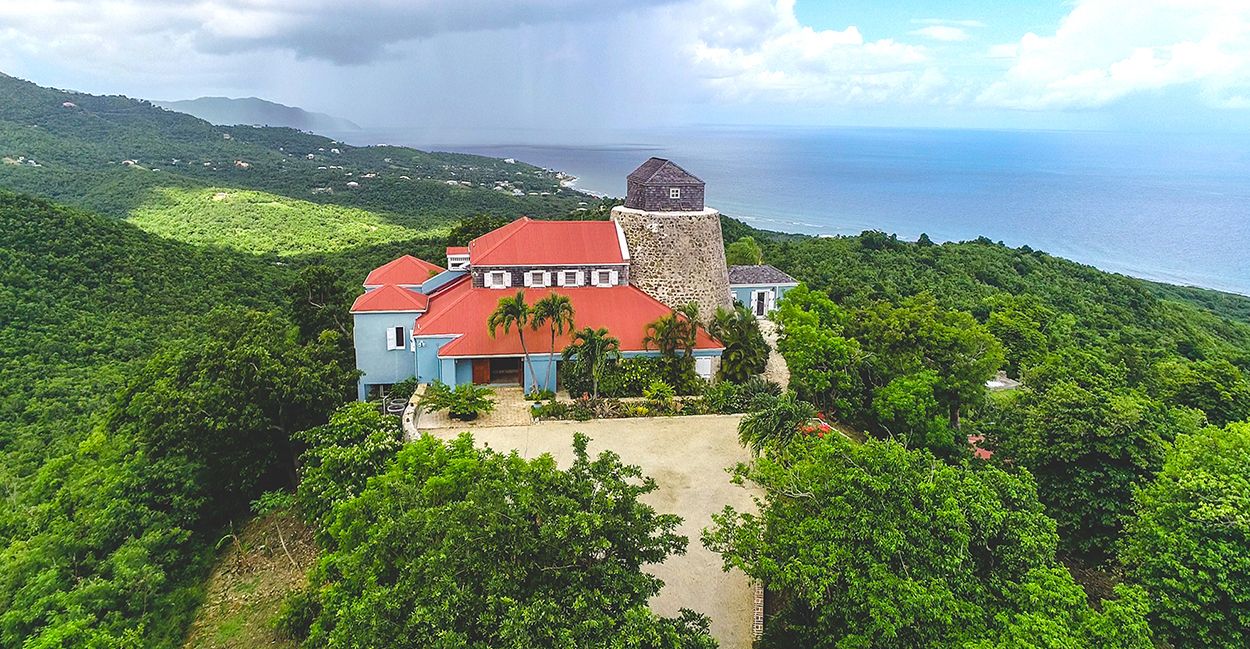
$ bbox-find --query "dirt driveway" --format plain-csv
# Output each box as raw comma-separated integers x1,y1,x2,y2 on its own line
422,414,759,649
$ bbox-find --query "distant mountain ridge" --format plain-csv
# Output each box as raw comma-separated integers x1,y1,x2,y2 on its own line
154,96,362,133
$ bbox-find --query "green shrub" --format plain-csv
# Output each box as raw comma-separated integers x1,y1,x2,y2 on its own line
532,400,570,420
273,587,321,642
703,377,783,414
390,377,421,400
643,380,676,402
421,381,496,421
525,388,556,401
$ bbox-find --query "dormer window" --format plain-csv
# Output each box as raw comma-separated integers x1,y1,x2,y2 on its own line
485,270,511,289
523,270,550,288
558,269,583,287
669,187,681,199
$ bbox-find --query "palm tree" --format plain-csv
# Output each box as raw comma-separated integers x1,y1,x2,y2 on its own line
561,327,620,398
531,292,575,394
487,290,538,393
644,306,699,386
737,391,817,455
709,304,770,383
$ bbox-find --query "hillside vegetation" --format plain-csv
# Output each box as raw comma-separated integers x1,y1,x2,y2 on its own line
0,73,585,238
128,187,439,256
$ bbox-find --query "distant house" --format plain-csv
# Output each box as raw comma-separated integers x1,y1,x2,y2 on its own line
350,160,732,400
728,265,799,317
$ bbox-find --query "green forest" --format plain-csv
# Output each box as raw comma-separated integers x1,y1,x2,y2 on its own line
1,73,1249,647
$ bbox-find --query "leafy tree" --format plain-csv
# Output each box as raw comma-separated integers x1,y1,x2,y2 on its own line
295,402,404,538
1149,357,1250,426
872,370,956,455
774,287,862,416
736,391,817,455
725,236,763,265
988,351,1197,561
106,308,354,525
851,294,1004,428
704,436,1152,649
305,433,716,648
708,304,769,383
487,290,539,393
531,292,576,393
287,263,354,341
447,213,512,247
561,327,622,398
1123,422,1250,649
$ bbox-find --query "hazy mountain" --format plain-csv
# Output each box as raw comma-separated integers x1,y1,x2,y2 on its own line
154,96,362,132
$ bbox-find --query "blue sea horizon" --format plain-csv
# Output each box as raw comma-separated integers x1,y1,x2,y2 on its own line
346,125,1250,296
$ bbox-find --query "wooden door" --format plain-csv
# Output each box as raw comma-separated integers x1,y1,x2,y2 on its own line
472,359,490,384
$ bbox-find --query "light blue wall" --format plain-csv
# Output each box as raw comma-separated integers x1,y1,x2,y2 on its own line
730,284,797,313
414,335,458,384
354,311,420,399
527,355,559,393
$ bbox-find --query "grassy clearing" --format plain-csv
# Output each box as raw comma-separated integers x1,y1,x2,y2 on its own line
182,512,317,649
128,186,444,256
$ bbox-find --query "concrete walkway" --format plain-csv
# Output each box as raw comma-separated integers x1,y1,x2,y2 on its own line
421,415,759,649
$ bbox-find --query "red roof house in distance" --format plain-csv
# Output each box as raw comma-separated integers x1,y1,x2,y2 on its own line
351,202,724,400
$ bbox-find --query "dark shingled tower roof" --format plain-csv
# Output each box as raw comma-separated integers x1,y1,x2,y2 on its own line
627,157,704,186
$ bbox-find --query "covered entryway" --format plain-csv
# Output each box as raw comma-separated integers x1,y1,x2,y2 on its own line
472,357,523,385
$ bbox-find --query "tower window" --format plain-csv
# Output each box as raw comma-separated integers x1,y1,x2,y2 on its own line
669,187,681,199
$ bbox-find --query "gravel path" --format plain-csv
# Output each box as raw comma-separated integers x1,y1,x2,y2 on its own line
759,318,790,388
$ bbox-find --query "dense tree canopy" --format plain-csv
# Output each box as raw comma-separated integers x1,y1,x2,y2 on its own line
1122,422,1250,649
704,436,1152,649
304,433,715,649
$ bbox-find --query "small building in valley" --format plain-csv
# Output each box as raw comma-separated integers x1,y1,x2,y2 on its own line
728,265,798,317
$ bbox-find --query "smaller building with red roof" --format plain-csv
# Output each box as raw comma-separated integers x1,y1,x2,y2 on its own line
351,209,723,400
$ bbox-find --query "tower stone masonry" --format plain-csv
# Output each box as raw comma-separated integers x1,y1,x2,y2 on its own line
612,157,731,323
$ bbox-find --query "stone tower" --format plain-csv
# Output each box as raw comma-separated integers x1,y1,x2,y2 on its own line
612,158,731,323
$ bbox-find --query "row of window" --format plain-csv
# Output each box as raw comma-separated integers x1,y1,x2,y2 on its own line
484,268,620,289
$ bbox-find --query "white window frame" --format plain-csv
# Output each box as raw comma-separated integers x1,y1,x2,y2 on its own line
485,270,511,289
558,269,584,287
523,269,550,288
591,269,618,287
386,326,405,350
669,187,681,199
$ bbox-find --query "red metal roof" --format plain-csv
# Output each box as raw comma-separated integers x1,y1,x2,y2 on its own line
363,255,444,287
350,284,430,313
413,279,721,357
468,217,627,266
446,246,469,255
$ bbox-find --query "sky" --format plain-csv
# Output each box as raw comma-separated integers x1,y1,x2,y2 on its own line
1,0,1249,137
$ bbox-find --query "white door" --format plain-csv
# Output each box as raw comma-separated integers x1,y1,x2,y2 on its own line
753,290,771,316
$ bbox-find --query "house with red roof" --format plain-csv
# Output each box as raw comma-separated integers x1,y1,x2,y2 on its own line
350,164,727,400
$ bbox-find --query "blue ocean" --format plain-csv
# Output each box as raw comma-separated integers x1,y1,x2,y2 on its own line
362,127,1250,295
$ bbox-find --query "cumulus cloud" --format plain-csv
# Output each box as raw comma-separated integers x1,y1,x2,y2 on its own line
0,0,678,65
979,0,1250,110
687,0,943,104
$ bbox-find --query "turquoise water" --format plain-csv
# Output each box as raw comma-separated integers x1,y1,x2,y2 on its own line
361,127,1250,295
